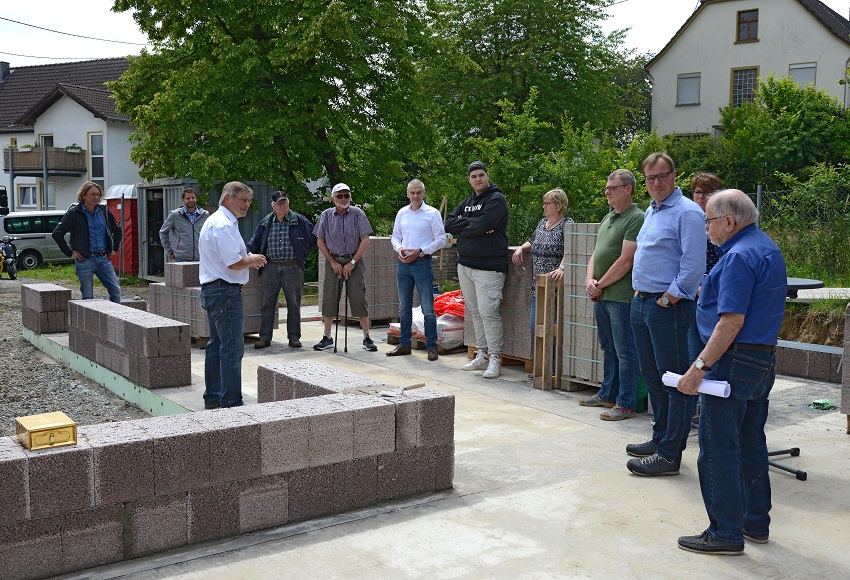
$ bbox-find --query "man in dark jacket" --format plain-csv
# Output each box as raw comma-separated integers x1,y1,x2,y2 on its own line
445,161,509,378
159,188,210,262
246,189,317,348
52,181,123,303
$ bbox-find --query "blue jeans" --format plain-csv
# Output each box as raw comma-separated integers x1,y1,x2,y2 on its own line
594,300,640,411
75,255,121,303
699,348,775,546
397,258,437,349
630,294,698,461
201,284,245,408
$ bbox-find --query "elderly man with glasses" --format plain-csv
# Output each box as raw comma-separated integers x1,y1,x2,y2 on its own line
676,190,786,555
198,181,267,409
626,153,706,476
312,183,378,352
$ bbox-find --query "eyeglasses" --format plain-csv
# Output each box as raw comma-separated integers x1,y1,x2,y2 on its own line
691,190,709,197
234,195,252,204
704,215,728,226
643,170,673,184
335,193,351,199
604,184,629,193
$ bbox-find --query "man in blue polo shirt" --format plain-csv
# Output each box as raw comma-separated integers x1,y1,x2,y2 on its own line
676,189,786,556
627,152,706,476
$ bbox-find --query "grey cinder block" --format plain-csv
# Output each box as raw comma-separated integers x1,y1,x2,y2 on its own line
287,464,335,522
59,505,124,574
81,421,155,505
434,443,455,491
242,402,309,476
0,516,63,580
377,447,436,500
128,492,189,557
192,409,262,485
138,415,210,495
0,437,28,525
238,474,289,533
333,456,378,512
25,439,94,519
188,482,240,543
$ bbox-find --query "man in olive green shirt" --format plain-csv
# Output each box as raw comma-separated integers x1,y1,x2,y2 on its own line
582,169,645,420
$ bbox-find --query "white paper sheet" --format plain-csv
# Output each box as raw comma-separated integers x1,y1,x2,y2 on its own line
661,371,731,398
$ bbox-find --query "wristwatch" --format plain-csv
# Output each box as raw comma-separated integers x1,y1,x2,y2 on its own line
694,358,712,371
659,294,670,306
558,264,565,270
419,248,425,257
350,259,356,265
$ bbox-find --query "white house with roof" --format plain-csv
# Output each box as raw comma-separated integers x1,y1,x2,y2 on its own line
647,0,850,136
0,58,140,211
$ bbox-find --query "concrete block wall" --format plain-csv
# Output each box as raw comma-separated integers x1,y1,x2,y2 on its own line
318,237,402,322
20,283,71,334
0,364,454,580
68,300,191,388
148,262,275,339
459,228,603,385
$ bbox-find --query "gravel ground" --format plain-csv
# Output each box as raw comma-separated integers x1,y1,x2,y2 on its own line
0,276,150,438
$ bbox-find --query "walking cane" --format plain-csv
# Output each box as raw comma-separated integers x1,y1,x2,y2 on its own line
333,274,343,353
344,275,349,353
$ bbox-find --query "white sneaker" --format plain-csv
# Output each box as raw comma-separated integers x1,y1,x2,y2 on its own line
482,355,502,379
462,349,489,371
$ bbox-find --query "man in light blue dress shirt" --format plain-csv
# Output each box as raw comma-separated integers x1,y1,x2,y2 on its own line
626,153,706,476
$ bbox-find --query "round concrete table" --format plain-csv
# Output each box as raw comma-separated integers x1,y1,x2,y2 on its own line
786,277,824,299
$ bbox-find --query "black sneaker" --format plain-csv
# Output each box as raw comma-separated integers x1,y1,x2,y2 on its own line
313,336,334,351
678,532,743,555
627,453,680,476
362,337,378,352
626,439,658,457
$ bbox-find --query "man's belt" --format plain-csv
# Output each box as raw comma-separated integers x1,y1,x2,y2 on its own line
90,250,110,257
203,279,243,289
332,254,353,262
728,342,775,353
636,291,664,300
416,254,431,261
269,259,299,266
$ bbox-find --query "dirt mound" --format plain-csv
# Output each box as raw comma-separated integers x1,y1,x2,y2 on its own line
779,309,844,347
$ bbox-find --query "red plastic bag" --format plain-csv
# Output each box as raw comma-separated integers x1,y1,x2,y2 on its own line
434,290,465,318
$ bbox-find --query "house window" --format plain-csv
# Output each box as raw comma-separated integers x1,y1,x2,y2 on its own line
89,133,104,191
737,10,758,42
790,63,816,86
677,73,701,105
19,186,37,208
731,67,759,107
39,135,54,148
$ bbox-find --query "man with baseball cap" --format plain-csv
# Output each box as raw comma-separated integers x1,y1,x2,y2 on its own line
312,183,378,351
445,161,510,378
247,188,317,349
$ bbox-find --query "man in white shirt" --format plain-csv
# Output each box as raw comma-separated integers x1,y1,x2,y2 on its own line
388,179,446,361
198,181,267,409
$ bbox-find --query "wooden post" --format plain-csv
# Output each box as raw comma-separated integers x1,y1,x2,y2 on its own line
532,273,564,390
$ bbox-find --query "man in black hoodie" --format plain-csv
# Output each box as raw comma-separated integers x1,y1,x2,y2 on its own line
445,161,509,378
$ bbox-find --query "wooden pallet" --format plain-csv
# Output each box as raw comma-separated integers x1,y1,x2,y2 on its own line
466,346,532,372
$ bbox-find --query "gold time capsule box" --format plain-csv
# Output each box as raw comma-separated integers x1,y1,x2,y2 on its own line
15,411,77,451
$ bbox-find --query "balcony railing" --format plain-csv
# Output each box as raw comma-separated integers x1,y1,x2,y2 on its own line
3,147,87,173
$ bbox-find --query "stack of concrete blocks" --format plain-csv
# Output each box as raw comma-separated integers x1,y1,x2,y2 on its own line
147,261,274,340
0,366,454,580
462,248,533,360
461,226,603,388
20,283,72,334
562,223,603,387
318,236,402,323
68,300,191,389
841,304,850,434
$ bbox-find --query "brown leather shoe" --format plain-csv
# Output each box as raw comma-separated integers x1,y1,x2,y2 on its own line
254,340,271,350
386,345,412,357
427,349,438,361
289,339,302,348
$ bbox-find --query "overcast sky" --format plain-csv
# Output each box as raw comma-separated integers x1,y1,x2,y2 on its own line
2,0,849,68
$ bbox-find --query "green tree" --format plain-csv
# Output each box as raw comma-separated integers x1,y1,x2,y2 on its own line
110,0,441,207
719,74,850,189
